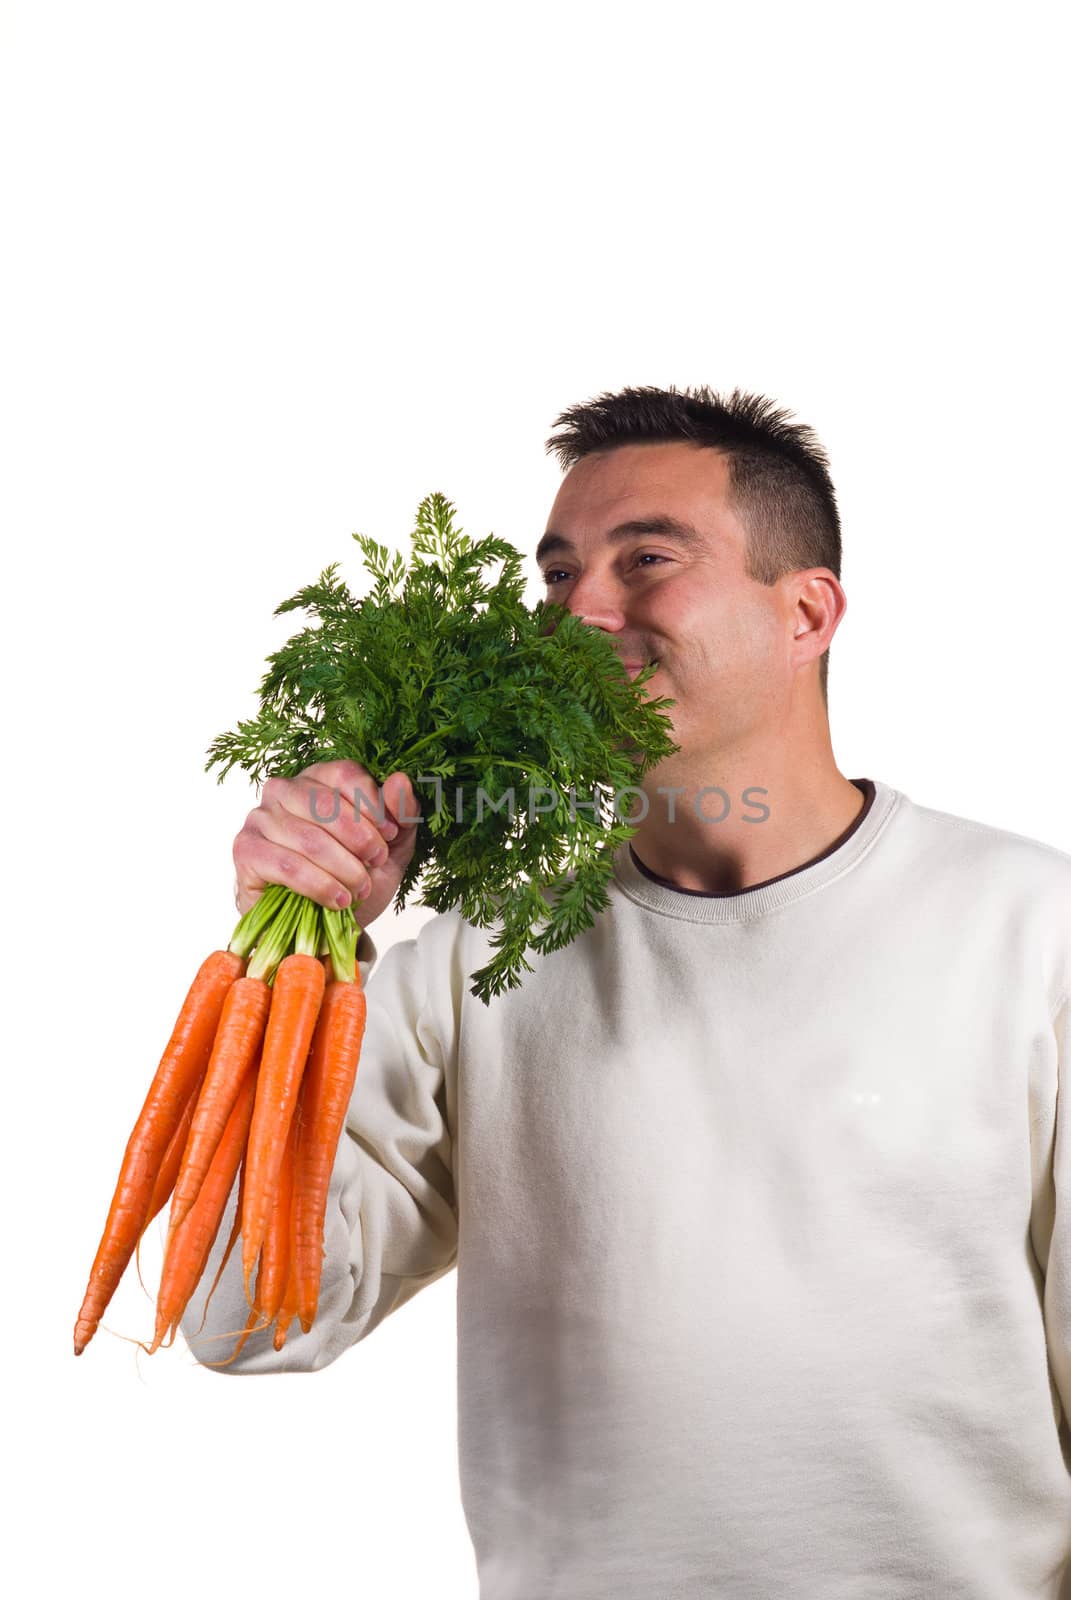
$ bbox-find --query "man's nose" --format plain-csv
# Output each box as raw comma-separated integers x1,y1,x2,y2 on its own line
562,570,626,632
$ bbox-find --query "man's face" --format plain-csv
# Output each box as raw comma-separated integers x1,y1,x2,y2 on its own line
537,440,802,759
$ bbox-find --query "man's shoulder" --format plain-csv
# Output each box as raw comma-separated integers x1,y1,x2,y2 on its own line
905,789,1070,861
898,786,1071,904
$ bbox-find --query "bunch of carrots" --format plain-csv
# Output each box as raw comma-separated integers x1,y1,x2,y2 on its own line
73,887,366,1359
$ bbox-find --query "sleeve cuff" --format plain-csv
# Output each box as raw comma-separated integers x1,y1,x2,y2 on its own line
357,926,378,975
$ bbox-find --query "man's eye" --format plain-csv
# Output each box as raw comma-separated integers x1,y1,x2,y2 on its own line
543,554,668,585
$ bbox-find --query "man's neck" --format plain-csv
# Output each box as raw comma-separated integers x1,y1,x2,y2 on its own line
626,741,866,897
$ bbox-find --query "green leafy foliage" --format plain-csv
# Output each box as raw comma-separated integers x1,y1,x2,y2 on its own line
207,492,680,1004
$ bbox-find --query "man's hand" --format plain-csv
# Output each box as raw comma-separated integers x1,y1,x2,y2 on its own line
233,760,422,928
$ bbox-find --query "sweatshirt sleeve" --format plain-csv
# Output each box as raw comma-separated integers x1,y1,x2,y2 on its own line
1044,992,1071,1446
180,917,460,1374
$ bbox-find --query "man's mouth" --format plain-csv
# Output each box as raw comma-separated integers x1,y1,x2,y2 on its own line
622,659,659,681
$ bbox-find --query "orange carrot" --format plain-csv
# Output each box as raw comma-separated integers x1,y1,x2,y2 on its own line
255,1106,301,1323
142,1076,201,1237
149,1062,258,1353
293,977,367,1332
273,1250,299,1352
194,1149,248,1334
240,952,325,1288
133,1077,203,1295
74,948,244,1356
167,976,270,1235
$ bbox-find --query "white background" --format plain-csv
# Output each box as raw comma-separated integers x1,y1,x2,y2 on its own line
3,3,1069,1596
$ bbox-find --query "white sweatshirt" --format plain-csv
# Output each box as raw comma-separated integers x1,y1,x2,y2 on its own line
184,776,1071,1599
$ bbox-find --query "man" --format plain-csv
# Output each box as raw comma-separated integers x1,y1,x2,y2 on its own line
188,386,1071,1599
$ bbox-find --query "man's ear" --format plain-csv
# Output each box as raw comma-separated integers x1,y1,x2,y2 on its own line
790,569,846,666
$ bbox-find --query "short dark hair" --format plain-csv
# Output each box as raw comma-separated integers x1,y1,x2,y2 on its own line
545,384,842,705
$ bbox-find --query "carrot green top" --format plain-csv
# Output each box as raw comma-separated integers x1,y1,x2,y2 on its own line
206,492,679,1004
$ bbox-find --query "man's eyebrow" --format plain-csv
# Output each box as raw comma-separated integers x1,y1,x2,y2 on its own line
534,516,707,569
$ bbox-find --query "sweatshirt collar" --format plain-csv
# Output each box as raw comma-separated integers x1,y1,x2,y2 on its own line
611,777,902,924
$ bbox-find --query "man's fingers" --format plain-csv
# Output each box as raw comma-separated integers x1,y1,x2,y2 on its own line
273,778,397,863
283,767,423,843
235,819,372,909
256,809,376,899
291,760,397,833
381,770,423,829
287,766,411,841
295,759,373,790
232,760,427,930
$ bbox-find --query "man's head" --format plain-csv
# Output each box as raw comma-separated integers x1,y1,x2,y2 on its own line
538,385,846,761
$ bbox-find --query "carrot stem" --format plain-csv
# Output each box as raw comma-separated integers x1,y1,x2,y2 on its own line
246,893,304,983
293,896,322,959
228,883,288,960
322,906,360,985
